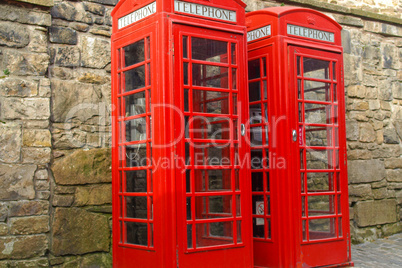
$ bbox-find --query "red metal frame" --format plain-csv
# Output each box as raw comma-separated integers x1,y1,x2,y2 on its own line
247,7,353,268
111,1,252,267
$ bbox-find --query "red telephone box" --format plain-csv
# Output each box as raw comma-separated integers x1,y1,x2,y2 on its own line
111,1,252,267
246,7,353,268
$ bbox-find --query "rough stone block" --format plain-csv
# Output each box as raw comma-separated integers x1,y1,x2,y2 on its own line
49,26,77,45
22,129,51,147
9,200,49,217
355,199,397,227
372,188,394,199
3,51,49,76
0,5,51,27
382,222,402,237
348,159,386,184
52,148,111,185
0,164,36,201
384,158,402,169
0,223,7,236
0,78,38,97
51,208,110,256
22,148,51,164
11,258,49,267
0,122,22,163
10,215,49,235
90,27,111,37
0,203,8,222
74,184,112,206
386,169,402,182
84,2,105,15
81,253,112,267
52,195,74,207
50,2,77,21
382,43,399,70
383,127,400,144
1,97,50,120
87,0,118,5
346,120,359,141
34,169,49,181
54,46,80,67
80,36,111,69
0,235,48,260
359,123,376,143
347,85,366,99
0,21,29,48
51,79,101,123
392,81,402,99
348,184,373,200
27,27,48,53
35,180,50,191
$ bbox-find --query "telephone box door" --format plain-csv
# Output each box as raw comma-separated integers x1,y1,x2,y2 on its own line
173,24,253,268
289,46,351,266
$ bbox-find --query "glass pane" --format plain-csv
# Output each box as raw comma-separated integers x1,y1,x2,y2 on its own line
146,37,150,60
267,219,271,239
192,64,228,88
186,170,191,193
252,172,263,192
196,222,233,247
191,116,230,140
306,149,332,170
233,94,238,115
301,172,305,193
262,57,267,77
183,36,188,58
184,89,189,112
236,195,241,216
126,170,147,192
304,103,331,124
186,197,192,220
125,65,146,92
305,126,332,147
251,149,263,169
300,150,304,169
249,81,261,102
303,58,330,80
302,220,307,241
266,196,271,215
126,222,147,245
304,81,331,102
231,43,236,65
263,80,267,100
301,196,306,216
253,217,264,238
183,62,188,85
250,104,262,124
126,196,147,218
298,79,302,100
248,59,261,79
125,117,146,142
232,68,237,89
338,195,342,214
191,37,228,63
266,172,270,192
338,217,342,237
126,143,147,167
193,144,230,166
124,39,144,67
194,169,232,192
124,91,146,117
233,119,238,140
297,56,301,76
332,62,336,80
147,63,151,86
308,195,335,216
193,90,229,114
250,127,263,146
237,221,242,242
309,218,336,240
195,196,232,219
307,172,334,192
252,195,264,214
187,224,193,248
118,49,121,70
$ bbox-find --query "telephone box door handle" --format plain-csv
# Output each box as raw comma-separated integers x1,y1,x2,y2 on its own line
292,130,297,142
241,124,246,136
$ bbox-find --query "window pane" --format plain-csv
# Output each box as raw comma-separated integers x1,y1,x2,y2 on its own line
252,172,263,192
125,117,146,142
192,64,228,88
249,81,261,102
195,196,233,219
309,218,336,240
126,143,147,167
124,39,145,67
191,37,228,63
303,58,330,80
308,195,335,216
305,126,332,147
183,36,188,58
304,81,331,102
126,196,147,218
231,43,236,65
193,143,230,166
191,116,231,140
126,170,147,192
307,172,334,192
125,65,146,92
251,149,263,169
248,59,260,79
253,217,264,238
124,91,146,117
196,222,234,247
306,149,333,170
193,90,229,114
304,103,332,125
126,222,147,245
194,169,232,192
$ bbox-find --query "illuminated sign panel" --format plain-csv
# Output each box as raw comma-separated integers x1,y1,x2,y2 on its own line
174,0,236,22
118,2,157,29
247,25,271,42
287,24,335,43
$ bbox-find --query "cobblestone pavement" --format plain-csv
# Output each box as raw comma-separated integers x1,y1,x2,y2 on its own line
351,233,402,268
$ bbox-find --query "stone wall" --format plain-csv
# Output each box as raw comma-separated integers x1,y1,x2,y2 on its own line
0,0,401,266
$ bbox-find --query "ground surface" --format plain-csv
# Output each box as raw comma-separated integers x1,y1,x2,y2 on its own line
351,233,402,268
